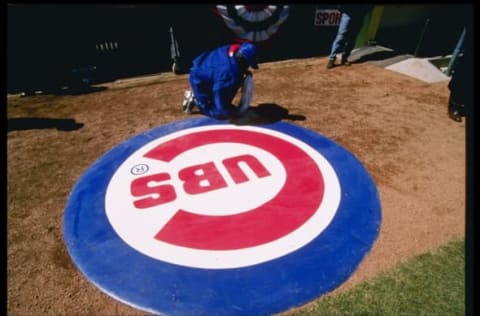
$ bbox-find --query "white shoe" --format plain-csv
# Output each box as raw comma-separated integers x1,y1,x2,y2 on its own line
182,90,194,114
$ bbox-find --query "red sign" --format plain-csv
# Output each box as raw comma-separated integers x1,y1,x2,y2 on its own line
314,9,341,26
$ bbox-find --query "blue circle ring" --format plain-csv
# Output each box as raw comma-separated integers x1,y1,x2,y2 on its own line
63,117,382,315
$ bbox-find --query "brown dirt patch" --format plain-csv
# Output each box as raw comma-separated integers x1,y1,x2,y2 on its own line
7,56,465,315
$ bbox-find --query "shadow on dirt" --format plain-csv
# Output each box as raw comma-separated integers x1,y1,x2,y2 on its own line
53,86,107,96
8,117,84,132
352,50,399,64
16,85,107,97
230,103,306,126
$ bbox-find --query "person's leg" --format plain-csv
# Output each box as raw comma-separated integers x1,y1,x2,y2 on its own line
341,33,354,64
328,12,351,61
188,72,213,115
206,89,238,120
342,15,363,64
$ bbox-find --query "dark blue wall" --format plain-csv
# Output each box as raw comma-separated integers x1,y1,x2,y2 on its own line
7,4,472,94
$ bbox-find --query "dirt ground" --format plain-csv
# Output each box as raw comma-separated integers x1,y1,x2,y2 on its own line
7,56,465,315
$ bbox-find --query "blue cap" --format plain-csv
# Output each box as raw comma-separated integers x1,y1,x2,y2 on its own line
238,42,259,69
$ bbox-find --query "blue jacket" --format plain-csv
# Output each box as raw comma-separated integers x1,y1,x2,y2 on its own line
189,44,244,119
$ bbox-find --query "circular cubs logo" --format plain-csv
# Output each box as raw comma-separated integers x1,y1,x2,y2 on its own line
105,125,340,269
64,117,381,316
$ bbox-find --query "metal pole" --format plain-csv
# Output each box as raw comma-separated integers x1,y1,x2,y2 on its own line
169,26,180,60
414,18,429,57
446,27,466,76
170,26,182,74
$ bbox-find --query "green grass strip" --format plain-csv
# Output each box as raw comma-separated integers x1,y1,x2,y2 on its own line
294,238,465,316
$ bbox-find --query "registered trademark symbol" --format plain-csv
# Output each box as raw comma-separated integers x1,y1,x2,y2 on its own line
131,164,149,175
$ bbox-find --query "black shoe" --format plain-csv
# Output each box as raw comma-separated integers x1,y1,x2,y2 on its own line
341,55,351,66
448,96,465,122
326,60,335,69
